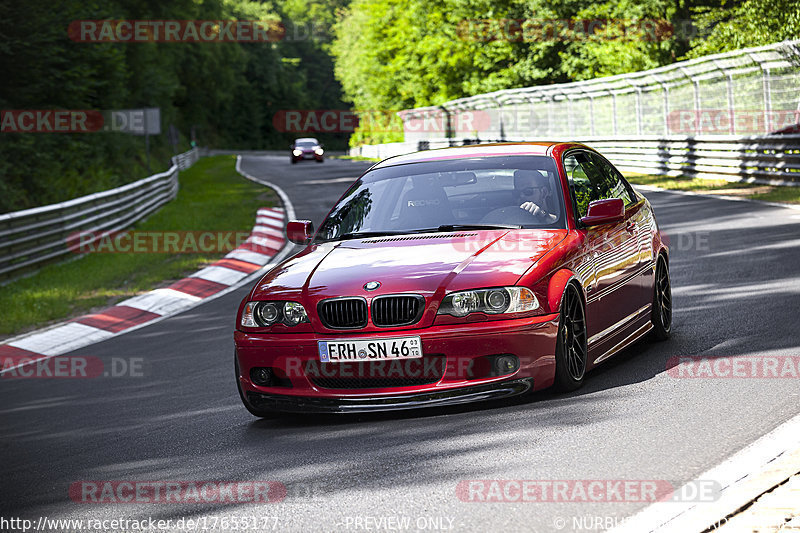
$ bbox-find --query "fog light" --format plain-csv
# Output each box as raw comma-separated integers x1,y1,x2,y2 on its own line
250,367,273,386
493,355,520,375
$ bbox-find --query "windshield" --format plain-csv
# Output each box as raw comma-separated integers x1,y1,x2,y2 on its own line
315,156,565,242
295,141,318,148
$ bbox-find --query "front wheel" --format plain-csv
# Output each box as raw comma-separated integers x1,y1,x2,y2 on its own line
650,254,672,341
553,283,588,391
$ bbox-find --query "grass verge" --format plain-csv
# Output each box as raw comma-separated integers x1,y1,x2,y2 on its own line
0,155,276,338
625,173,800,204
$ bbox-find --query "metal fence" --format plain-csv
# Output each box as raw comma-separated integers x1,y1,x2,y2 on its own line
398,40,800,141
0,147,199,283
171,147,200,170
399,135,800,185
349,40,800,183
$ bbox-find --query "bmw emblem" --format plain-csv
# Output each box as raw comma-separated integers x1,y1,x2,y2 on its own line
364,281,381,291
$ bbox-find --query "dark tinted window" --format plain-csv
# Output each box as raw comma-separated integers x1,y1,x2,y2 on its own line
590,153,636,206
315,156,566,242
564,151,634,219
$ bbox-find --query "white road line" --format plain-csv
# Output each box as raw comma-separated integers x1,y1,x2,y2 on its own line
611,412,800,533
236,155,297,221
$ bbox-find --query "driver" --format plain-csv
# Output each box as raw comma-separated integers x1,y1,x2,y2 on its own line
513,169,557,223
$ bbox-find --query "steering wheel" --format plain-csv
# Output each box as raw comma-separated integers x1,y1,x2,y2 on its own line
480,206,542,226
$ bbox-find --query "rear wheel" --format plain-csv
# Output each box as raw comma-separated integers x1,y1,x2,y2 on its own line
234,353,277,418
553,283,588,391
650,254,672,341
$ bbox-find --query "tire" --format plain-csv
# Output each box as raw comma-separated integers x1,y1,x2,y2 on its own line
316,158,324,163
234,353,277,418
291,158,297,164
650,254,672,341
553,283,588,392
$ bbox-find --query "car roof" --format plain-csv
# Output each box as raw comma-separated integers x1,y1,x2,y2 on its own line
294,137,319,143
371,142,587,169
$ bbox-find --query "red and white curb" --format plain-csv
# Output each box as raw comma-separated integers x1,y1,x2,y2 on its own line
1,159,297,374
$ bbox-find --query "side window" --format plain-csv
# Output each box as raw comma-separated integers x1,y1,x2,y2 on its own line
565,151,637,220
590,153,636,205
564,152,594,219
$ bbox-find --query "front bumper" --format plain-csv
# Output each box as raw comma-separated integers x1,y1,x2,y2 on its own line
246,377,535,413
235,314,559,411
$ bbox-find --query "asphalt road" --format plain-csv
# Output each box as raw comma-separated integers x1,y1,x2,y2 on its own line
2,154,799,533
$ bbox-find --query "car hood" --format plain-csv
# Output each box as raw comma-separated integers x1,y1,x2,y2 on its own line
251,229,567,302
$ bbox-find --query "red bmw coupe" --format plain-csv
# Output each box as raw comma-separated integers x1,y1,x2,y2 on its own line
234,142,671,415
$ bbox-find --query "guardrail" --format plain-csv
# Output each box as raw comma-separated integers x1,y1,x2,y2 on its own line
349,135,800,185
0,148,199,283
566,135,800,184
171,147,200,170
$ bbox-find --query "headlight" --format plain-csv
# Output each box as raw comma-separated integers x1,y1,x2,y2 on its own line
314,147,324,155
241,301,309,327
292,149,302,156
283,301,309,325
437,287,539,317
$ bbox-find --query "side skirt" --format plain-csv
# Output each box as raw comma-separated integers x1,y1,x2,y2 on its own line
592,321,653,366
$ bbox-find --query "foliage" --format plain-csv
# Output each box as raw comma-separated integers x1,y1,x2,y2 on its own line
331,0,799,146
684,0,800,58
0,0,347,212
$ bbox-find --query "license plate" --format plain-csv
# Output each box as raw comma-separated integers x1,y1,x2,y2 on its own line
318,336,422,363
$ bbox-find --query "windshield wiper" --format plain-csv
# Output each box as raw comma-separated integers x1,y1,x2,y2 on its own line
335,231,409,240
431,224,522,231
329,224,520,242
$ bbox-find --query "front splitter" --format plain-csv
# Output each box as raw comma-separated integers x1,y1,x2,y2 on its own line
246,377,534,414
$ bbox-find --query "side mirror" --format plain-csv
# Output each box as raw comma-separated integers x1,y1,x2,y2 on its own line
287,220,314,245
580,198,624,227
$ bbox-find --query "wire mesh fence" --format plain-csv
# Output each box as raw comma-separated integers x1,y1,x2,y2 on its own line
398,40,800,142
